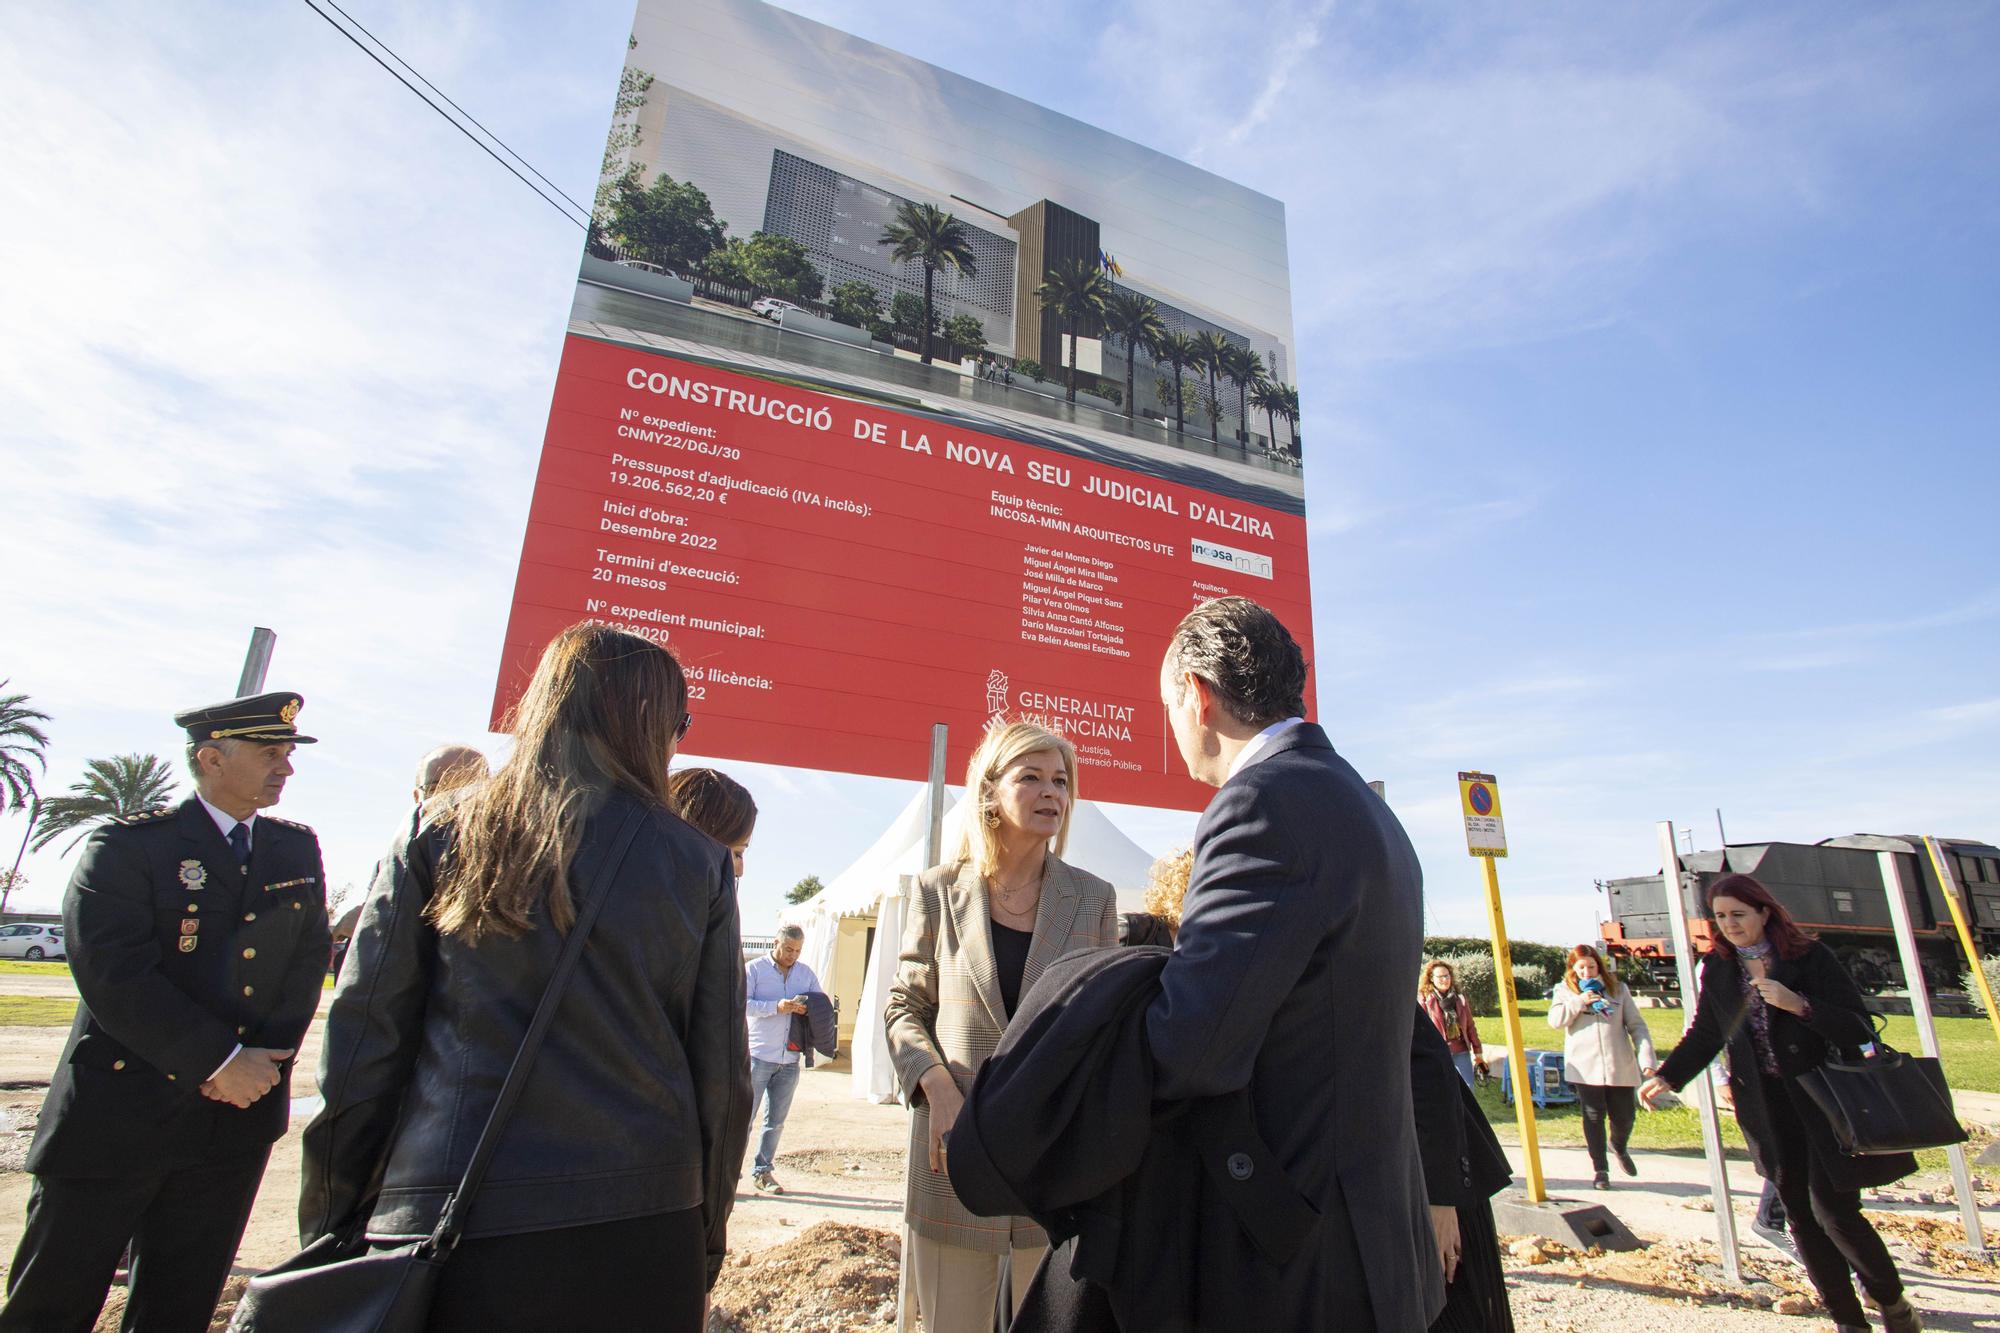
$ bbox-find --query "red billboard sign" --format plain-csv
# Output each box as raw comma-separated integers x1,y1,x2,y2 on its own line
494,336,1311,811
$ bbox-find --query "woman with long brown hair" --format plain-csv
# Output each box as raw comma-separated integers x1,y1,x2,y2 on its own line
1641,873,1923,1333
301,625,750,1331
1548,943,1654,1190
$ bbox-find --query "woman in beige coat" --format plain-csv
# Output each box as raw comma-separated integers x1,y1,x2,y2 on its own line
884,721,1118,1331
1548,943,1656,1190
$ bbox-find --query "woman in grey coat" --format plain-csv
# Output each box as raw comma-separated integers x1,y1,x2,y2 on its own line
1547,944,1654,1190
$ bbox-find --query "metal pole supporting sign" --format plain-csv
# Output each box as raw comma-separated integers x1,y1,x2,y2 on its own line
1457,773,1545,1202
236,627,277,696
1656,820,1743,1283
898,723,951,1333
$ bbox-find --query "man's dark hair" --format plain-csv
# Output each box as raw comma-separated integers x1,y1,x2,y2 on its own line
1166,597,1308,727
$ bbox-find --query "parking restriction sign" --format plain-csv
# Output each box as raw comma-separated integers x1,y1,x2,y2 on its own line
1458,772,1507,858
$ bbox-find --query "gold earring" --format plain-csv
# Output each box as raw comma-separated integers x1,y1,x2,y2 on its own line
983,809,1001,828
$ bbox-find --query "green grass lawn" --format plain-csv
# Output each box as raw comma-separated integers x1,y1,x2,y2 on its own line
0,959,71,975
0,996,77,1026
1475,997,2000,1094
1471,996,1998,1170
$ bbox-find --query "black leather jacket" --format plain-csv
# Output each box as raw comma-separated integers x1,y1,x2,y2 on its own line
300,789,750,1284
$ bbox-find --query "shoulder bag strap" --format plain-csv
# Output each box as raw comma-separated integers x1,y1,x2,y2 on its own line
425,803,645,1253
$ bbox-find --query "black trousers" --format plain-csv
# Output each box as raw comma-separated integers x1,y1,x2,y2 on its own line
425,1206,706,1332
1571,1083,1635,1172
0,1150,269,1333
1759,1074,1901,1324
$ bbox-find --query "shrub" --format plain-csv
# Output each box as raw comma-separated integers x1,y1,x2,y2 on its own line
1425,936,1570,986
1432,951,1552,1017
1016,358,1044,382
1962,955,2000,1015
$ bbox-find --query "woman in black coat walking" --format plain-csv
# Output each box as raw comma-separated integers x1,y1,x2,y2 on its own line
1639,873,1921,1333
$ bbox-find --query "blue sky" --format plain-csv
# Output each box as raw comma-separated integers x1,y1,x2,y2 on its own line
1,1,1995,949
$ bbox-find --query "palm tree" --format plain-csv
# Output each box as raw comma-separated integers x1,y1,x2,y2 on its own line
0,685,52,914
30,754,179,854
1034,260,1114,404
1250,377,1288,451
1154,331,1199,437
1102,292,1165,421
1220,345,1266,444
879,202,976,365
1192,331,1231,442
1280,384,1302,458
0,683,50,813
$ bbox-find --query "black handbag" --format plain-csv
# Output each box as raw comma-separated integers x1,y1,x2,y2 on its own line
1796,1017,1968,1157
230,807,643,1332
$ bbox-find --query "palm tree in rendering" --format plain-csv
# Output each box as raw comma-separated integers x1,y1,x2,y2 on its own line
1154,331,1199,437
1192,330,1231,443
30,754,178,854
880,202,977,365
1034,260,1114,404
1251,377,1288,453
1103,291,1165,421
1280,384,1302,458
1220,344,1265,444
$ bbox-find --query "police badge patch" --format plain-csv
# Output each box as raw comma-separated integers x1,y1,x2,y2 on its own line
179,859,208,891
178,937,198,953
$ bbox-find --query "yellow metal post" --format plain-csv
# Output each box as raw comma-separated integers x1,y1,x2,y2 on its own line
1480,854,1545,1203
1923,836,2000,1052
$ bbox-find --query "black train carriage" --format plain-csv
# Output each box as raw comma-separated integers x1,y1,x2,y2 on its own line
1599,835,2000,995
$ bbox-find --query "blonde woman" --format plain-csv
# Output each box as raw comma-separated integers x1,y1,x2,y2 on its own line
884,721,1118,1330
1120,847,1192,946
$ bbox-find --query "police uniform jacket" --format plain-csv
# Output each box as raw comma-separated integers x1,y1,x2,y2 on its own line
28,797,331,1177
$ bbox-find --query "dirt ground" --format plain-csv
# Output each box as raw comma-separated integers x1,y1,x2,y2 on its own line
4,999,2000,1331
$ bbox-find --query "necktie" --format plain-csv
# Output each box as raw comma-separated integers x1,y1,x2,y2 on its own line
228,822,251,866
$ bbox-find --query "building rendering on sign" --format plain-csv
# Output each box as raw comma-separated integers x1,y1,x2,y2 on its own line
643,86,1288,398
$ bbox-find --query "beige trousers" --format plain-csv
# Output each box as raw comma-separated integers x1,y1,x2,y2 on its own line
907,1232,1046,1333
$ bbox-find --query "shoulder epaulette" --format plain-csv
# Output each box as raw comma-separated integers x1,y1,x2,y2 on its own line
261,814,316,834
116,807,177,826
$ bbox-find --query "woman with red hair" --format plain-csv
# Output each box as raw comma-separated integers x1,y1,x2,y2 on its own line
1640,874,1922,1333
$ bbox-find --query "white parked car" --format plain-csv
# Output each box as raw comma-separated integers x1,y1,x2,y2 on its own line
750,297,800,322
0,923,65,961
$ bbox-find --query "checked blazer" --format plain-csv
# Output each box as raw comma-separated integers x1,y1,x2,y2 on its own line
884,855,1117,1251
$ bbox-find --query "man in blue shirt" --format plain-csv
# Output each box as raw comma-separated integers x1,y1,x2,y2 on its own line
743,924,819,1194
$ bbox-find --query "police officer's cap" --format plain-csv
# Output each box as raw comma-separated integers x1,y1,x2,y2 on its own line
175,692,319,745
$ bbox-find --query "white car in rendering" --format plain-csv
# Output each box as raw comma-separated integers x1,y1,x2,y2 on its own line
0,923,65,960
750,297,800,322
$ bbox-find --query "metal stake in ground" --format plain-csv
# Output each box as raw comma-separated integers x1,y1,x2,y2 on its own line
1872,842,1990,1257
1657,819,1743,1284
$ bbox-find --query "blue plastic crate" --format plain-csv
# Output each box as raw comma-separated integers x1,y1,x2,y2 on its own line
1499,1049,1579,1108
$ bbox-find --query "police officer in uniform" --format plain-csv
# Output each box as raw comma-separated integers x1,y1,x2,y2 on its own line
0,694,332,1333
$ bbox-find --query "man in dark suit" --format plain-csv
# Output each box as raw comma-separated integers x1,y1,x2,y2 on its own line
1146,597,1443,1331
1,693,332,1333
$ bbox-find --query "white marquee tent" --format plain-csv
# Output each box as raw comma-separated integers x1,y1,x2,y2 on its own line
780,787,1162,1102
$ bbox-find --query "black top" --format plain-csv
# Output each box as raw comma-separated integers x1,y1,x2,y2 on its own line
991,920,1033,1017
